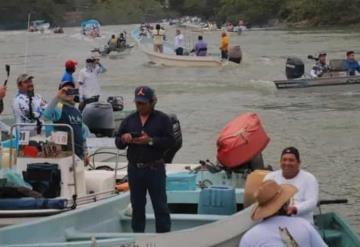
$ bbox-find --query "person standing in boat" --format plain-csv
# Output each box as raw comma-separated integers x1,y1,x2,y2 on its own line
115,86,175,233
77,56,106,112
12,74,47,125
152,24,166,53
345,51,360,76
43,80,89,164
191,35,208,56
61,59,77,84
174,29,184,55
239,180,327,247
219,31,229,60
117,33,126,49
264,147,319,224
310,52,329,78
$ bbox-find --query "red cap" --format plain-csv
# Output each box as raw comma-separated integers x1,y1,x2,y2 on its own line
65,60,78,69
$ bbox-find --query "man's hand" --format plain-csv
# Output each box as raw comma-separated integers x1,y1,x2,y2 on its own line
132,131,151,145
84,154,90,166
0,85,7,99
121,133,133,144
57,87,69,100
287,206,298,216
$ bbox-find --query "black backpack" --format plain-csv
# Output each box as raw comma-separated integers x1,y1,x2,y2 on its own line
23,163,61,198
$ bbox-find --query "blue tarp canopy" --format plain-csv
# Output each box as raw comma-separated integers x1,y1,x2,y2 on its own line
80,19,101,28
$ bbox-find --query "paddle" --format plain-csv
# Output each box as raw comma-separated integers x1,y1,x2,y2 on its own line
0,65,10,114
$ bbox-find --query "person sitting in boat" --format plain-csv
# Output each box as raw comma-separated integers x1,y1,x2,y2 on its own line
191,35,208,56
43,80,90,165
310,52,329,78
152,24,165,53
108,34,117,50
264,147,319,224
239,180,327,247
345,51,360,76
12,74,47,125
117,33,126,48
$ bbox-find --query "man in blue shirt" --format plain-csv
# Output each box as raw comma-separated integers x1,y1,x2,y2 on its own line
43,80,89,163
115,86,175,233
191,35,208,56
61,60,77,83
345,51,360,76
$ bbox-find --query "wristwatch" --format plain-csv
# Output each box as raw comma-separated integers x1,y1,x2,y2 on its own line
148,138,154,146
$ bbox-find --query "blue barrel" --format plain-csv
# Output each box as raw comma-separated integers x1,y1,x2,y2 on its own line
198,186,236,215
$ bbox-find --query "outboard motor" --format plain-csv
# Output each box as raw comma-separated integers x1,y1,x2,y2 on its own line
286,57,304,79
228,45,242,64
82,102,115,137
107,96,124,112
163,114,182,163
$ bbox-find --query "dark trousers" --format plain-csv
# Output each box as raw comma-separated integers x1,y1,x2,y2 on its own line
175,47,183,56
78,95,100,112
127,164,171,233
221,50,228,59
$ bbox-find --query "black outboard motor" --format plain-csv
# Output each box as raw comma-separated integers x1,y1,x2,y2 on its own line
228,45,242,64
82,102,115,137
164,114,182,163
286,57,304,79
107,96,124,112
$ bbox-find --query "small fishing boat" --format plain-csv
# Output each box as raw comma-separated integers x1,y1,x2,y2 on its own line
80,19,101,38
274,56,360,89
28,20,50,33
140,44,224,67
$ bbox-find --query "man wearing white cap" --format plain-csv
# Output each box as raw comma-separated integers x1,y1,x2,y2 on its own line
12,74,47,125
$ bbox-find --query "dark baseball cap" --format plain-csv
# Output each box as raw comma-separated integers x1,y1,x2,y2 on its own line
58,80,75,89
281,146,300,161
134,86,154,103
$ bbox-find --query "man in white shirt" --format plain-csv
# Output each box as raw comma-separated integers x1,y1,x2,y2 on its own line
264,147,319,223
174,29,184,56
239,180,327,247
12,74,47,125
152,24,165,53
77,56,106,111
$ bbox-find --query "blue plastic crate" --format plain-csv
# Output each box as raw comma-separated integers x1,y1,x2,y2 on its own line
166,172,197,191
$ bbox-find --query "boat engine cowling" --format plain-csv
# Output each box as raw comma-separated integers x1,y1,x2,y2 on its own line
163,114,182,163
228,45,242,64
82,102,115,137
286,57,304,79
107,96,124,112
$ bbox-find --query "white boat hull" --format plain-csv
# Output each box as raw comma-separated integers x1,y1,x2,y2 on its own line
141,45,223,67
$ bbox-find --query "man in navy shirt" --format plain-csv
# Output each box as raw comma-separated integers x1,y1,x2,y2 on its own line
345,51,360,76
115,86,175,233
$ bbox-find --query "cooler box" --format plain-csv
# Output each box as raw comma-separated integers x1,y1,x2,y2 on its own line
198,186,236,215
166,172,197,191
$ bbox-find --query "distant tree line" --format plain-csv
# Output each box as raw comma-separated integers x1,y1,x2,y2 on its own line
0,0,359,29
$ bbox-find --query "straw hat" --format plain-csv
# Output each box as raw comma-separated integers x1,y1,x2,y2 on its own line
251,180,297,221
243,170,270,208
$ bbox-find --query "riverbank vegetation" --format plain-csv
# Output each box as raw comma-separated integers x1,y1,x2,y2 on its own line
0,0,359,29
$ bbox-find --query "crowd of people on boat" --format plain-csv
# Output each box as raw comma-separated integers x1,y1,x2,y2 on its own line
150,24,230,60
310,50,360,78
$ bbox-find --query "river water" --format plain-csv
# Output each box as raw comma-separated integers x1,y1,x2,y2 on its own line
0,24,359,231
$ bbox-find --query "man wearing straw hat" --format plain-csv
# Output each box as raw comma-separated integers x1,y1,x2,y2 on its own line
239,180,327,246
264,147,319,224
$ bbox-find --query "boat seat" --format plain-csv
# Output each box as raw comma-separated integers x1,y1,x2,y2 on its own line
320,229,342,243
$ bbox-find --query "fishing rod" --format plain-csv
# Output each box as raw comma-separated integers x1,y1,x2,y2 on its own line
0,65,10,114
